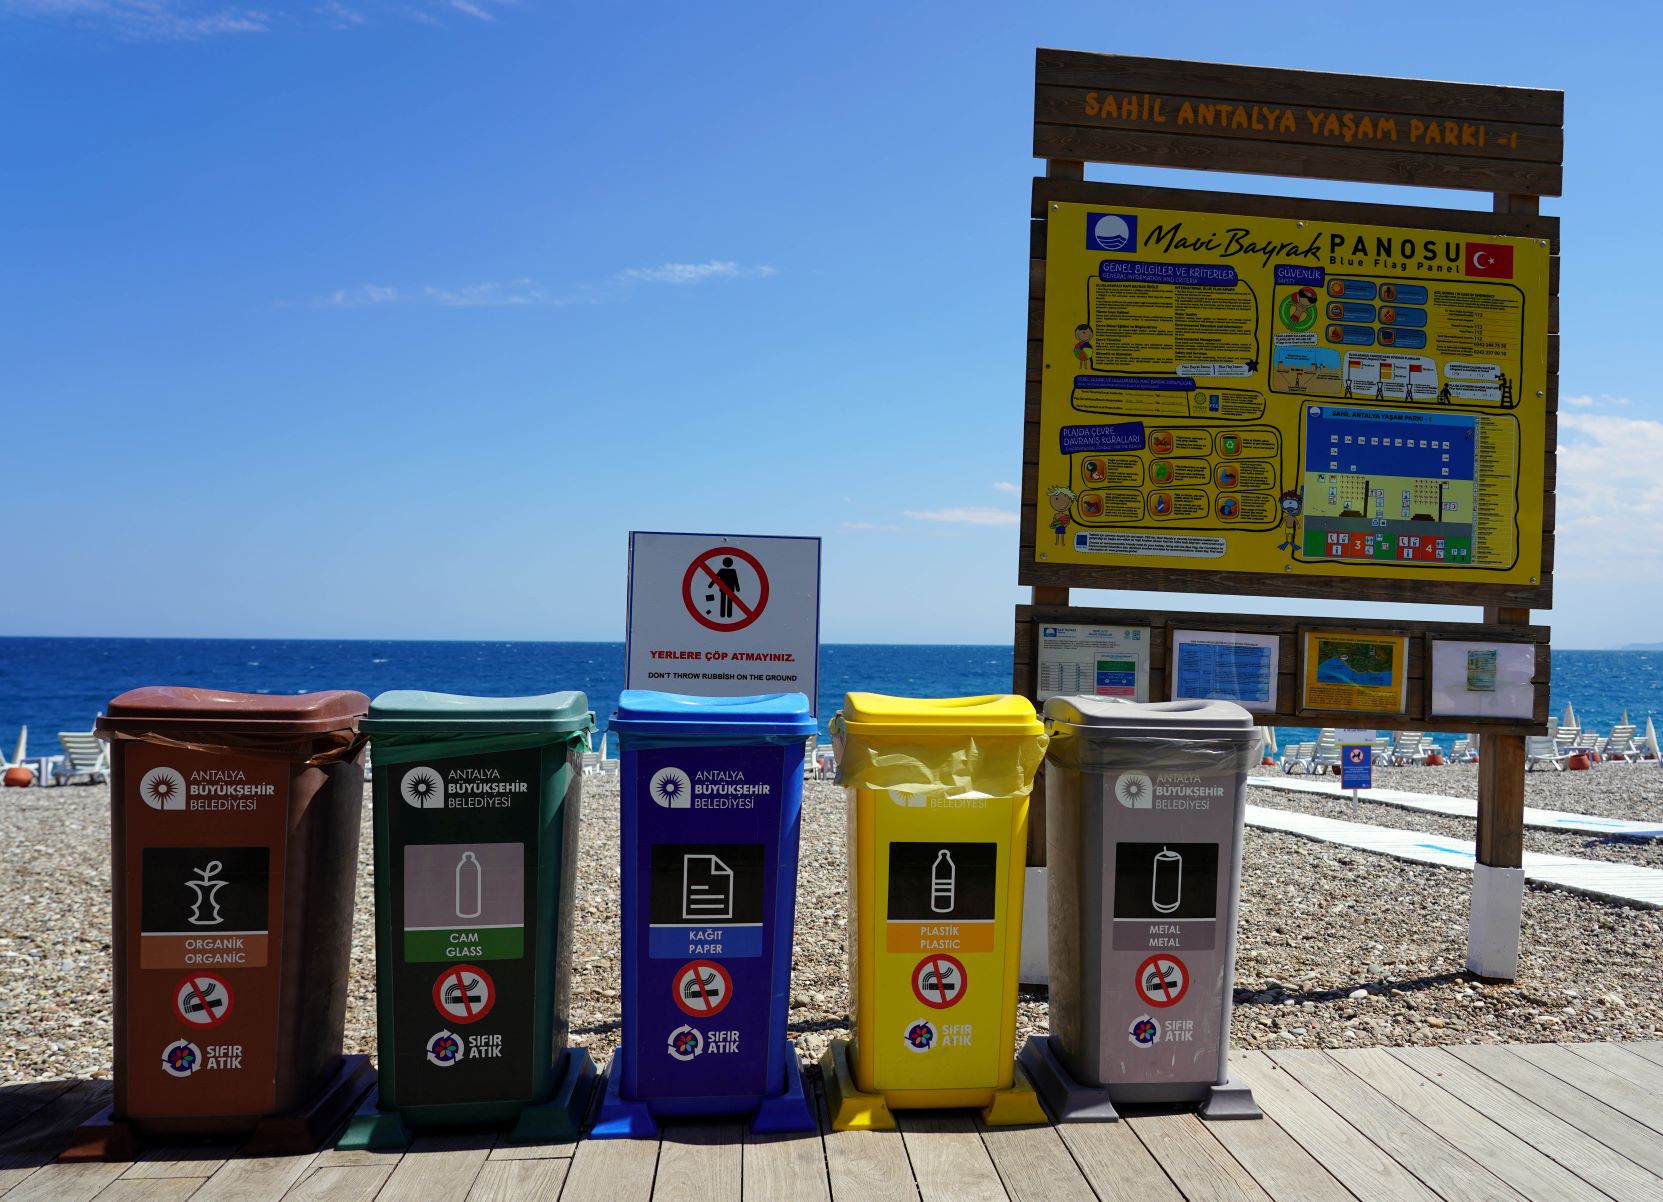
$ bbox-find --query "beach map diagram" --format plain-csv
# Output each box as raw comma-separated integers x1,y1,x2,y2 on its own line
1036,202,1549,584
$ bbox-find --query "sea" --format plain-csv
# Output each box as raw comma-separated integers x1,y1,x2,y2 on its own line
1,637,1659,759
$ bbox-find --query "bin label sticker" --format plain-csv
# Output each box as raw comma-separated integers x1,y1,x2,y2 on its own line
648,843,765,958
1134,954,1190,1008
673,959,733,1018
173,973,234,1027
886,842,997,954
139,847,270,968
402,842,526,961
682,545,770,632
911,954,967,1009
389,747,541,1108
433,965,496,1024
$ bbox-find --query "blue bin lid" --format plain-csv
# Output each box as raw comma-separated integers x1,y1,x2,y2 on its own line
609,690,816,740
362,690,593,735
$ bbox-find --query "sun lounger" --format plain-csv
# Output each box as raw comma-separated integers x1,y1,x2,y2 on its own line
52,730,110,785
1388,730,1428,766
1524,733,1568,772
1279,742,1313,774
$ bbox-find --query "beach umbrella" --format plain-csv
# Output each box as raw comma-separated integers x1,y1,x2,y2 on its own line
1562,701,1577,730
1649,717,1660,764
1263,725,1278,755
11,725,23,765
1622,708,1630,727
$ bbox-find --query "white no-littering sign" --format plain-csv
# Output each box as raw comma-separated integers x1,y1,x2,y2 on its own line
626,532,821,711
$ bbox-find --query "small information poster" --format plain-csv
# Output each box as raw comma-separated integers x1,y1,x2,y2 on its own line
1037,624,1149,701
1429,639,1536,719
1301,631,1409,714
1170,630,1279,711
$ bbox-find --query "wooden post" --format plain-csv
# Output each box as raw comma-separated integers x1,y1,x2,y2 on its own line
1025,585,1066,868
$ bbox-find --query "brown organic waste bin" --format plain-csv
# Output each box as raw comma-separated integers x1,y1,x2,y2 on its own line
65,688,375,1160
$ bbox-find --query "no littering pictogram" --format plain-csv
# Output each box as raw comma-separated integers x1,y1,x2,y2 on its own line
673,959,733,1018
911,953,967,1009
173,973,233,1028
1135,953,1189,1008
683,546,770,632
433,965,496,1025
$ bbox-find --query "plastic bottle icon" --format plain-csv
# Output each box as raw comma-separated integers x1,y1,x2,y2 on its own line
930,849,956,914
185,860,226,926
455,851,482,920
1151,847,1183,915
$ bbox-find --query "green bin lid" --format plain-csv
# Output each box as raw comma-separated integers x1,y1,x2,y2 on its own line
362,690,593,735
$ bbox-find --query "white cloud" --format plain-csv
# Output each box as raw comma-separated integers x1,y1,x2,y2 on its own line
992,481,1018,494
2,1,271,38
903,507,1019,527
316,1,362,27
1556,407,1663,581
1563,394,1627,408
615,261,777,286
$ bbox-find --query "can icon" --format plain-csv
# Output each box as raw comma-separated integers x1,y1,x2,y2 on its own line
1151,847,1182,915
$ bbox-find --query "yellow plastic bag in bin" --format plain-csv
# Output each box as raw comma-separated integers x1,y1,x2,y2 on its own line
822,694,1049,1130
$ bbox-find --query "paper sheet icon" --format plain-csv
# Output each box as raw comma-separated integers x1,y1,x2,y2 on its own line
682,854,734,921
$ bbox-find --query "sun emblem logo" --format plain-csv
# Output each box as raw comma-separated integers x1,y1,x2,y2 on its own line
1114,772,1154,810
139,767,187,811
161,1038,201,1076
401,766,445,809
667,1024,704,1061
904,1020,937,1053
649,767,692,810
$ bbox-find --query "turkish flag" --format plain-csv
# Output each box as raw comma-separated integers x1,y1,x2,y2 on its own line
1466,242,1514,278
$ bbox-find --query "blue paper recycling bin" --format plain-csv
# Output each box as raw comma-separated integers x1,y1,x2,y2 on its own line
590,691,818,1138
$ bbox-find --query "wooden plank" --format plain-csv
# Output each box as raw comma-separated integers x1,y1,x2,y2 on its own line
121,1144,239,1180
896,1113,1003,1202
1328,1048,1606,1202
558,1135,659,1202
306,1148,403,1169
0,1081,77,1138
650,1123,742,1201
976,1121,1094,1202
1560,1041,1663,1093
91,1180,204,1201
0,1082,114,1193
1509,1043,1663,1137
466,1158,569,1202
1443,1044,1663,1178
1391,1046,1663,1202
1126,1113,1271,1200
282,1165,390,1202
376,1133,491,1202
3,1161,128,1202
744,1104,830,1202
1230,1052,1439,1201
818,1083,915,1202
190,1153,318,1202
1052,1121,1184,1202
1267,1049,1524,1201
1618,1041,1663,1070
1202,1084,1356,1202
487,1133,578,1161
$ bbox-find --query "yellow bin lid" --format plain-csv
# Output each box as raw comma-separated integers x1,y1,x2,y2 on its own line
838,692,1044,737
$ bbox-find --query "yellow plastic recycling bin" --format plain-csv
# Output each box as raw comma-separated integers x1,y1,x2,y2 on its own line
821,693,1048,1129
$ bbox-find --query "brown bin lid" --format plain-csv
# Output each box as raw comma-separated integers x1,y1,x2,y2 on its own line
99,687,369,735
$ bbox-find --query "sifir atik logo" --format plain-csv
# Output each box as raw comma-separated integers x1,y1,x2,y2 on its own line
1465,242,1514,279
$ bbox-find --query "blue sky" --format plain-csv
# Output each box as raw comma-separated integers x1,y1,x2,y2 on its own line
1,0,1655,647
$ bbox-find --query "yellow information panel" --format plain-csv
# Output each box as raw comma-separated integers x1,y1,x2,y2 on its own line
1036,201,1550,585
1300,630,1409,714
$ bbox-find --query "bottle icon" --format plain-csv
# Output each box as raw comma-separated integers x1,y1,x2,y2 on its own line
455,851,482,920
185,860,226,926
930,849,956,914
1151,847,1183,915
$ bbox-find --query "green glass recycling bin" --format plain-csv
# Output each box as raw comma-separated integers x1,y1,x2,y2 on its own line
339,691,597,1148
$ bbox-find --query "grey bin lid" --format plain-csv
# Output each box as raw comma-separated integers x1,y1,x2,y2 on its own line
1043,696,1258,739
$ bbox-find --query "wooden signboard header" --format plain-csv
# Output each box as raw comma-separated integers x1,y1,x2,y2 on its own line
1034,49,1564,195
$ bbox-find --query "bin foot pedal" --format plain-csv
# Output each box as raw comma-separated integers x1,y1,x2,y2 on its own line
1019,1036,1120,1124
507,1047,598,1144
248,1054,377,1156
589,1045,659,1140
1200,1076,1261,1121
59,1106,139,1162
981,1058,1049,1127
335,1087,414,1152
819,1038,894,1131
749,1041,816,1135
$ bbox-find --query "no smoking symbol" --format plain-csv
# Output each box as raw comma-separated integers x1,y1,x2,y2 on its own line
911,954,967,1010
682,546,769,633
1135,954,1189,1008
432,966,495,1025
674,960,733,1018
173,973,233,1028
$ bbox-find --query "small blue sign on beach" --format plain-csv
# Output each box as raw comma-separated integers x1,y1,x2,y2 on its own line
1340,744,1372,791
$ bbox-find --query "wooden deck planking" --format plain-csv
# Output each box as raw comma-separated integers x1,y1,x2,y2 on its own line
743,1099,832,1202
120,1144,239,1180
1126,1112,1271,1201
557,1133,660,1201
375,1133,491,1202
1328,1047,1607,1202
4,1160,129,1202
1205,1063,1355,1202
1443,1043,1663,1178
817,1085,916,1202
465,1159,569,1202
1510,1042,1663,1137
283,1165,391,1202
976,1119,1094,1202
649,1123,743,1201
896,1113,1004,1202
1231,1052,1440,1202
1390,1047,1663,1202
1053,1117,1186,1202
189,1153,319,1202
1558,1040,1663,1103
1620,1040,1663,1069
0,1081,116,1195
93,1179,206,1201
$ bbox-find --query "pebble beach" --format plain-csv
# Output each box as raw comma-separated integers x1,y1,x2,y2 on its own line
2,768,1659,1085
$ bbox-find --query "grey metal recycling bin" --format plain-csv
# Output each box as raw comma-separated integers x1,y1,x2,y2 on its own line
1020,698,1262,1122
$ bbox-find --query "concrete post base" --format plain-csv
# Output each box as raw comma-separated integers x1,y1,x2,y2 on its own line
1466,863,1526,981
